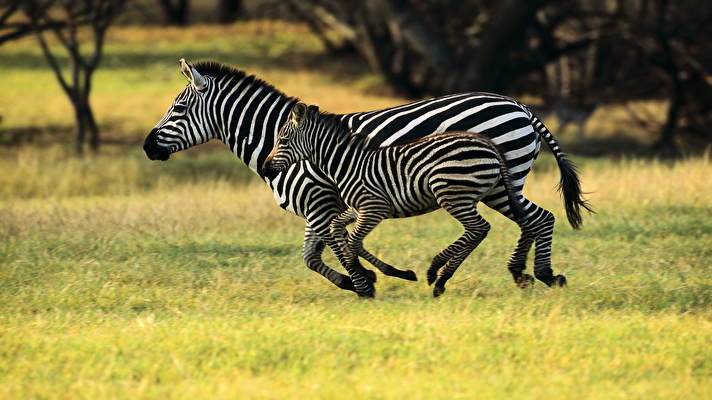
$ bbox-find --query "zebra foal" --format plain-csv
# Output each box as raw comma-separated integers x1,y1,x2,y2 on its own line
263,103,538,297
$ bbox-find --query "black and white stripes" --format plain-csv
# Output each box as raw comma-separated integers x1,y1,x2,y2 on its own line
144,59,589,293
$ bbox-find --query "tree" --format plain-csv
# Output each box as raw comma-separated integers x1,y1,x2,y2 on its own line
290,0,712,152
22,0,127,154
288,0,593,97
1,0,64,45
157,0,189,26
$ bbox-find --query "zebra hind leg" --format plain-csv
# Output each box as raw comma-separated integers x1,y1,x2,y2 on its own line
483,191,565,288
528,208,567,287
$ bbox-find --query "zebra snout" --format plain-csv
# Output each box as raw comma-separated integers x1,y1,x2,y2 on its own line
262,159,283,179
143,128,171,161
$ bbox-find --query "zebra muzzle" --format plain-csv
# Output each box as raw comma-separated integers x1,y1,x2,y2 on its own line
262,159,282,179
143,129,171,161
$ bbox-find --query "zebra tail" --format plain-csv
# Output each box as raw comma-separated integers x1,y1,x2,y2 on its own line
498,158,527,223
530,114,594,229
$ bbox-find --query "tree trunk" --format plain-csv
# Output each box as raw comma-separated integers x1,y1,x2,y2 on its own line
654,76,683,156
86,100,100,153
73,100,86,155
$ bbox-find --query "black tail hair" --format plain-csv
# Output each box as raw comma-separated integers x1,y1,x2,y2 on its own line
530,114,594,229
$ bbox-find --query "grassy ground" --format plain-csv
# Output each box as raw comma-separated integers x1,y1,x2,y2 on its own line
1,23,711,399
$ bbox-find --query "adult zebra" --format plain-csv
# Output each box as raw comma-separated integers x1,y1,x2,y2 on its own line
143,59,591,293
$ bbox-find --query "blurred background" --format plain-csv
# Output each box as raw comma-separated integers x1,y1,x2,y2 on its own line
1,0,711,162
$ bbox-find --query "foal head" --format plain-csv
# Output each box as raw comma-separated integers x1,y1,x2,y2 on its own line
263,102,316,174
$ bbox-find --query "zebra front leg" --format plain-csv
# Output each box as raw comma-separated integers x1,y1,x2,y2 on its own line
303,225,355,292
343,207,389,298
431,203,491,297
331,209,377,284
329,211,377,298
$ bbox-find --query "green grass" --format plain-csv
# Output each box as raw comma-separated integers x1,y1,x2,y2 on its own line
1,22,711,399
1,150,711,399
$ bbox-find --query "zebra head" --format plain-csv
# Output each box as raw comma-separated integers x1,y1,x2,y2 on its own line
263,102,313,175
144,59,216,161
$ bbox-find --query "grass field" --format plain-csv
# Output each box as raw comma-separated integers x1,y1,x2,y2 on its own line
1,23,711,399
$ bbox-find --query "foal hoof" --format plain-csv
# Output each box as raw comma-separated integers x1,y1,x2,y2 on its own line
403,269,418,281
553,274,567,287
515,273,535,289
432,285,446,298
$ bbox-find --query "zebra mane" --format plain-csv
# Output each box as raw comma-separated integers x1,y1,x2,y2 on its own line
192,60,292,100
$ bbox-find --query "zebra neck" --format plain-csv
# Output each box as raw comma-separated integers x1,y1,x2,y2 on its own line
312,125,371,184
216,76,296,178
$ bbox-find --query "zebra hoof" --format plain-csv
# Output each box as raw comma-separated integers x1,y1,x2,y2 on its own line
553,274,567,287
403,269,418,281
426,269,438,286
365,269,377,283
515,273,535,289
356,288,376,298
432,285,446,297
335,277,356,292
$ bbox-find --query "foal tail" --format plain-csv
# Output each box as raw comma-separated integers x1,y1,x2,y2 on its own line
475,136,526,223
529,114,594,229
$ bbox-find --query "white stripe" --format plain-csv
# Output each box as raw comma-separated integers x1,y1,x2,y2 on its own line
251,99,292,173
237,87,264,160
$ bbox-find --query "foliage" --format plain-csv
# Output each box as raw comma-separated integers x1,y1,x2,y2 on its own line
289,0,712,151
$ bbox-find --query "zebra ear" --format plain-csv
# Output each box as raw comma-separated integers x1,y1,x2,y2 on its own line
179,58,207,91
290,102,308,126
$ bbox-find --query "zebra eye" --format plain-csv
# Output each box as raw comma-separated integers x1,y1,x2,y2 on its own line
278,137,289,145
173,104,187,113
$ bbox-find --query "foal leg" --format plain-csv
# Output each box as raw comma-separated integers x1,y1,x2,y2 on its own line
343,204,391,298
337,207,417,281
329,209,379,298
330,209,377,284
359,249,418,281
430,201,491,297
302,224,354,291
